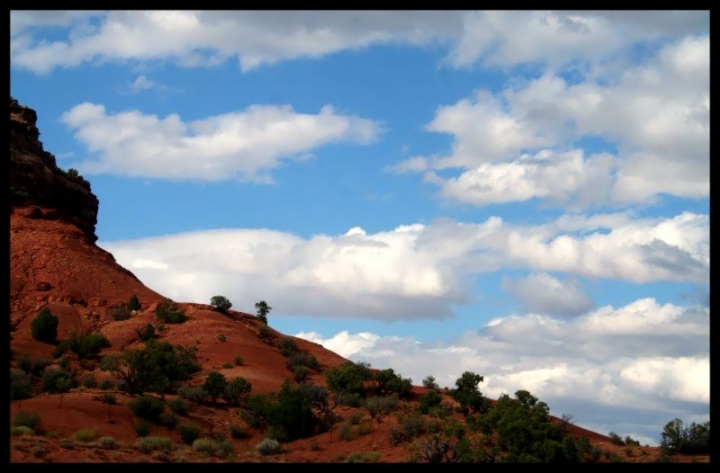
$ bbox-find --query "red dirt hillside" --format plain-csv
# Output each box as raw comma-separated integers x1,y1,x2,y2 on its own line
9,96,707,464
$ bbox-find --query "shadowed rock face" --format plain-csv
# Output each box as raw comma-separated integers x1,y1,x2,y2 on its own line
10,96,99,242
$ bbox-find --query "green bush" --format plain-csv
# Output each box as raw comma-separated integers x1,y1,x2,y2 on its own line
178,421,201,445
660,418,710,455
155,302,187,324
60,330,110,358
81,373,97,389
286,352,319,372
127,395,165,421
233,355,244,366
99,379,115,390
203,371,228,404
210,295,232,312
59,439,74,449
134,419,151,437
11,426,35,436
137,324,157,342
160,411,178,430
339,423,355,441
422,375,439,390
335,391,363,407
42,369,74,395
255,437,281,455
11,369,33,400
293,365,309,383
255,301,271,325
31,308,59,343
278,337,298,357
127,294,141,311
229,423,249,439
136,436,172,453
419,390,442,414
99,436,117,449
178,385,208,405
609,431,625,445
74,428,98,442
192,438,217,456
108,305,131,321
222,376,252,406
167,397,188,415
16,353,51,376
324,362,371,397
450,371,487,416
364,395,400,418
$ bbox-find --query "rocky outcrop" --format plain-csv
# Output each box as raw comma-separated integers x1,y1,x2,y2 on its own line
10,96,99,242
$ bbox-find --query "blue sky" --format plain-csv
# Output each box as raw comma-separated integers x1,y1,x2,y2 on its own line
10,11,709,446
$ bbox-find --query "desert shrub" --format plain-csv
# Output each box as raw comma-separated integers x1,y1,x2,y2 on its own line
136,436,172,454
100,340,200,394
419,390,442,414
137,324,157,342
255,301,271,325
11,369,33,400
42,368,74,395
192,437,234,458
217,334,227,342
241,393,275,429
309,439,320,451
160,411,178,430
11,425,34,436
373,368,413,398
108,304,131,321
324,362,371,397
346,451,381,463
178,385,209,405
99,379,115,390
222,376,252,406
32,445,46,458
258,325,271,340
335,391,363,407
229,423,249,439
429,401,456,419
349,411,362,425
67,168,80,177
62,330,110,358
450,371,487,416
233,355,244,366
203,371,228,404
624,435,641,446
278,337,298,357
422,375,440,391
222,362,232,369
255,437,281,455
81,373,97,389
210,295,232,312
660,418,710,455
178,421,201,445
390,412,427,445
293,365,309,383
155,302,187,324
134,419,151,437
59,439,74,449
364,395,400,418
286,352,320,372
31,308,59,343
609,431,625,445
128,395,165,421
99,436,117,449
16,353,51,376
74,428,98,442
339,423,355,441
357,422,372,436
167,397,188,415
127,294,141,311
57,354,72,370
79,358,97,371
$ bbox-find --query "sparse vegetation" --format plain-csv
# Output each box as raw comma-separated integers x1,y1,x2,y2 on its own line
31,307,58,343
81,372,97,388
137,323,157,342
192,437,235,458
136,436,172,454
167,397,188,415
155,302,187,324
99,379,115,390
255,300,271,324
229,423,250,439
127,395,165,421
210,295,232,312
11,369,33,400
56,330,111,359
134,419,151,437
42,368,75,407
178,421,201,445
127,294,141,311
108,304,131,321
74,428,98,443
255,437,281,455
11,426,35,436
660,418,710,455
99,436,117,449
16,353,51,376
346,451,381,463
178,384,209,405
233,355,244,366
100,340,200,394
222,376,252,406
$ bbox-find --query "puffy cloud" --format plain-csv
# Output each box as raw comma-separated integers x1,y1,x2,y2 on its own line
61,102,381,182
99,211,708,321
396,34,709,208
296,297,709,444
501,272,594,317
11,11,707,74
